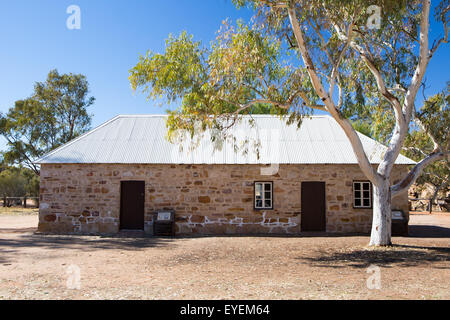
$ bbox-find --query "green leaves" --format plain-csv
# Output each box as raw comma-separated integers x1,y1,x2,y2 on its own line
0,168,27,198
0,166,38,198
130,32,207,103
129,0,448,177
415,86,450,151
130,20,315,141
0,69,95,174
403,86,448,191
130,1,436,133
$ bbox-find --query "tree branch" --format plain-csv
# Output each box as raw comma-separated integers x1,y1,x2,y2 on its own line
305,17,334,67
2,135,40,175
329,21,353,101
286,5,379,184
413,112,440,152
403,0,431,121
402,146,428,158
391,150,449,196
334,24,404,121
297,92,326,111
224,88,326,114
429,4,449,58
264,1,287,9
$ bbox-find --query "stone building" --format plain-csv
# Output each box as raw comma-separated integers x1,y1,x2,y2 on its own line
36,115,414,235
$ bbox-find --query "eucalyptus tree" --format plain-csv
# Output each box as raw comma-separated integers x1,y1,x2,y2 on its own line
0,70,95,174
352,85,449,211
130,0,449,246
404,86,449,209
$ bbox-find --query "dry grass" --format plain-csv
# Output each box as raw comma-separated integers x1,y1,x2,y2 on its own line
0,214,448,300
0,207,38,216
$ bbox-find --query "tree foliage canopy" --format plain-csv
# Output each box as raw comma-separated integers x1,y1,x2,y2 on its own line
404,85,449,196
129,0,448,246
130,0,448,175
0,167,26,198
129,21,314,141
0,69,95,174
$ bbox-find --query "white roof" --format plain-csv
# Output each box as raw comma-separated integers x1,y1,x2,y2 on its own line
35,114,415,165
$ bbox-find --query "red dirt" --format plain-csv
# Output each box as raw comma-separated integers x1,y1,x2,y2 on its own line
0,213,448,300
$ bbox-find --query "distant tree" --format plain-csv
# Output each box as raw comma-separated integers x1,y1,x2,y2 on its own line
0,162,40,205
0,69,95,174
351,120,375,139
21,167,40,198
404,86,449,209
0,168,27,207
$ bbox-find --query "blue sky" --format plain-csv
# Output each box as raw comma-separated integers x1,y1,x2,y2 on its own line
0,0,448,140
0,0,253,128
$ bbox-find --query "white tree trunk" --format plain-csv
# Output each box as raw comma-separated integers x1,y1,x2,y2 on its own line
284,0,439,246
370,179,392,246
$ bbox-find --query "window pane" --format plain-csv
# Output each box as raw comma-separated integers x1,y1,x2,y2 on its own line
355,199,361,207
355,191,361,199
354,183,361,190
363,199,371,207
363,183,371,191
255,183,262,196
363,191,370,198
255,182,273,209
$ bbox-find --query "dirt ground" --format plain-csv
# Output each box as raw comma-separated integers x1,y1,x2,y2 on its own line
0,211,448,300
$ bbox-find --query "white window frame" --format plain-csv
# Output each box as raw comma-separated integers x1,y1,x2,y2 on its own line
353,181,372,208
254,182,273,210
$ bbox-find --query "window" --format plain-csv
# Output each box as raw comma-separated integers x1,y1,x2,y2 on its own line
353,181,372,208
254,182,273,209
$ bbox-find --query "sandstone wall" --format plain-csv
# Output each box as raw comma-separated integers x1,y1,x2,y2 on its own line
38,164,410,235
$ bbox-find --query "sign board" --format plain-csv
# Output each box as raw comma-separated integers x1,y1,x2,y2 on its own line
392,210,404,220
157,211,172,221
154,210,175,236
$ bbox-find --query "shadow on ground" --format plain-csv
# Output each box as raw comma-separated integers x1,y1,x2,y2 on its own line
0,232,176,264
0,232,175,249
408,225,450,238
297,244,450,269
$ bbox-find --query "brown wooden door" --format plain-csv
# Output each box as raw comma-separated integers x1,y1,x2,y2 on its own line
120,181,145,230
301,181,326,232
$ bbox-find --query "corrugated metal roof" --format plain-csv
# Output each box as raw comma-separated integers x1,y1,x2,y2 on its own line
35,114,415,165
